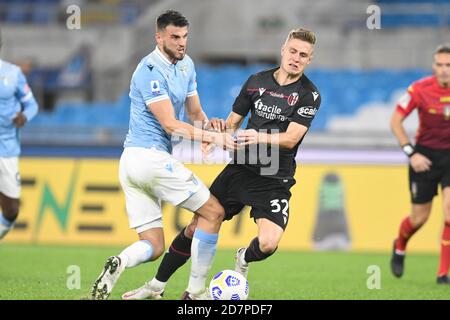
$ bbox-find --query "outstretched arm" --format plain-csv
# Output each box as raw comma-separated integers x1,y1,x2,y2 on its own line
200,112,245,155
237,122,308,150
184,94,208,126
148,99,236,150
237,90,319,150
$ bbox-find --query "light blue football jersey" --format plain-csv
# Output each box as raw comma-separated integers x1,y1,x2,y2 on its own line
0,59,38,157
124,46,198,153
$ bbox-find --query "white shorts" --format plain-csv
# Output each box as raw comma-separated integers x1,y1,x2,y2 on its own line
119,147,210,233
0,157,20,199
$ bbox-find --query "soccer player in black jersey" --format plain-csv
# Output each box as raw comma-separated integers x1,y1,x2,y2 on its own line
122,28,322,300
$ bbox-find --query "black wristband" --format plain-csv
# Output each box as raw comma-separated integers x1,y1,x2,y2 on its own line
401,143,416,157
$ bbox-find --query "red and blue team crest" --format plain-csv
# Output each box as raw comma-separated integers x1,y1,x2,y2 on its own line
23,83,30,94
287,92,299,106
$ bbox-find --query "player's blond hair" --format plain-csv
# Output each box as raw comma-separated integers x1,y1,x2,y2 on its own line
435,43,450,55
285,28,316,45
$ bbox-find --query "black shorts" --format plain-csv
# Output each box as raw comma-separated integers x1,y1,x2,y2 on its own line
409,144,450,204
210,164,296,230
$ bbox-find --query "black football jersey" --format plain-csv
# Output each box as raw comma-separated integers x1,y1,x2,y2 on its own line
231,67,321,179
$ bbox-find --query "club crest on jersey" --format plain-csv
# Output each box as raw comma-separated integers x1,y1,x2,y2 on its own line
178,65,188,76
0,76,9,86
151,80,160,94
287,92,299,106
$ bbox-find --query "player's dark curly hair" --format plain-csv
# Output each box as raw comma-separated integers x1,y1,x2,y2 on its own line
156,10,189,31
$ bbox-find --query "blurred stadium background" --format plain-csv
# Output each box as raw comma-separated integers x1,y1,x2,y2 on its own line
1,0,450,299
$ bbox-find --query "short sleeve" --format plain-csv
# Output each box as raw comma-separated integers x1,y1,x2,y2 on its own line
187,62,197,97
134,64,169,105
232,77,252,116
15,70,34,103
289,90,321,128
14,68,38,121
396,85,419,117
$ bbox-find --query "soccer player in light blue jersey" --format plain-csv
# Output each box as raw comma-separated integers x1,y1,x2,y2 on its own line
0,31,38,240
90,10,235,300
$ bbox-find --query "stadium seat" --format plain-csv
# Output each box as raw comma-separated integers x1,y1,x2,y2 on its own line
26,65,430,133
382,13,442,27
31,4,57,25
120,4,139,25
5,4,28,24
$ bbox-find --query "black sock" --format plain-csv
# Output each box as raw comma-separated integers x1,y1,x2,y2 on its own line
1,212,16,225
155,227,192,282
244,237,276,263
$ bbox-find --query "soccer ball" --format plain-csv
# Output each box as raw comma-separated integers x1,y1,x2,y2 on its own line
209,269,249,300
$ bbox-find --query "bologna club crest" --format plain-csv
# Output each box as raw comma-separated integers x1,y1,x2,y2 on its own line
287,92,299,106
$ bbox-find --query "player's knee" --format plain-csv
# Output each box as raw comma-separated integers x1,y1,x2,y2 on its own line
185,222,197,238
151,243,165,261
413,212,430,226
215,205,225,222
207,202,225,224
411,206,431,226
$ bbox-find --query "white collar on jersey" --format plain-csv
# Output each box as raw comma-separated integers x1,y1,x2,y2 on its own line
154,46,174,67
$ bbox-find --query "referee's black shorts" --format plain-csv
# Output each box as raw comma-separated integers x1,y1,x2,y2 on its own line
210,164,296,230
409,144,450,204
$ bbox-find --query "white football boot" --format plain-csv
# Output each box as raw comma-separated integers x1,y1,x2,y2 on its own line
122,282,164,300
234,247,249,278
181,289,211,300
91,256,125,300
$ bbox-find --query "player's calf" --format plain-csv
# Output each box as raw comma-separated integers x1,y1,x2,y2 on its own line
246,237,277,262
235,237,278,279
258,238,279,254
0,198,19,240
0,212,14,240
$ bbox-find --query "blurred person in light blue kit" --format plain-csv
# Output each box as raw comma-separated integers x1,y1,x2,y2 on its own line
0,30,39,240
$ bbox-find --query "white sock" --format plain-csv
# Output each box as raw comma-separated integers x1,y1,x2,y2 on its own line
119,240,154,268
149,278,166,291
0,212,14,240
188,229,218,294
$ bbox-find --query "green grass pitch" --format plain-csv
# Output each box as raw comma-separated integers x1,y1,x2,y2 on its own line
0,244,449,300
